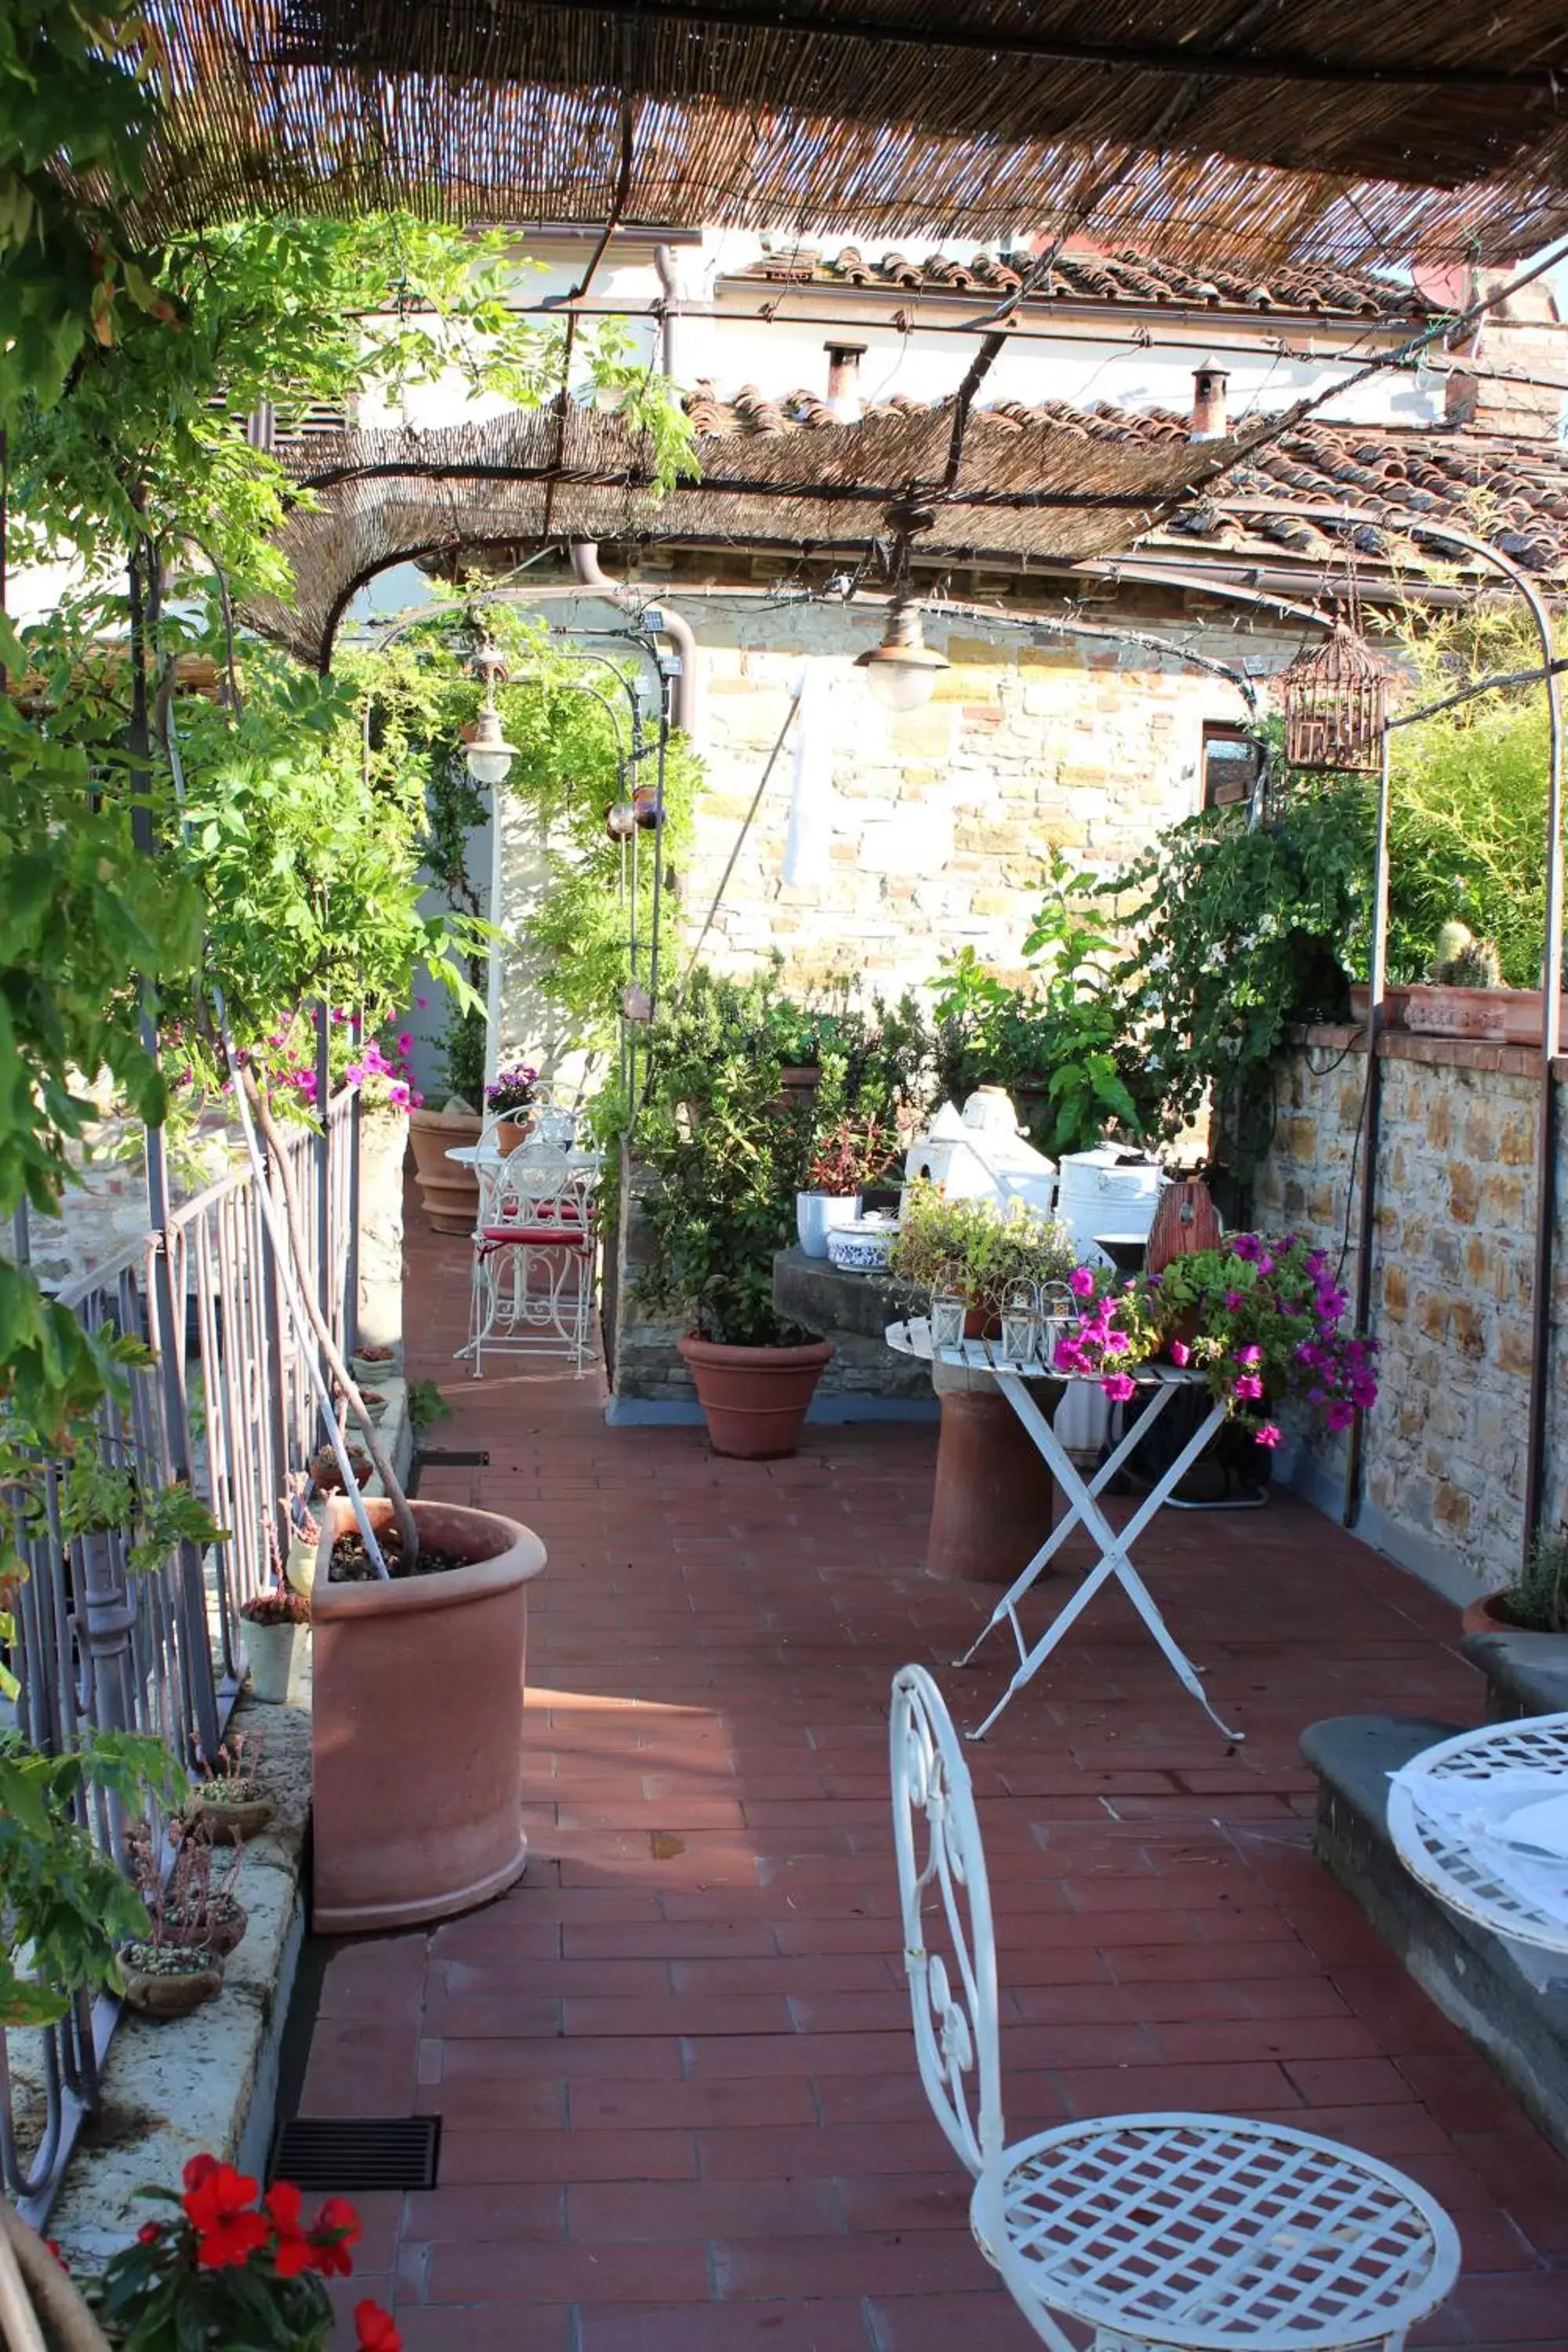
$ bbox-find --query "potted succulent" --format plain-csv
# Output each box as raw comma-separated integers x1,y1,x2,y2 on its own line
185,1731,274,1845
485,1061,541,1156
1406,921,1564,1046
129,1814,249,1963
797,1116,896,1258
310,1440,371,1494
119,1823,230,2020
240,1584,310,1704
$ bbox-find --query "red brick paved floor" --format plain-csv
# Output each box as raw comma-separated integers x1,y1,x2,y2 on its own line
302,1206,1568,2349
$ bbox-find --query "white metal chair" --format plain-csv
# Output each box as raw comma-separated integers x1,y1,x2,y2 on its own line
464,1135,598,1377
889,1664,1461,2350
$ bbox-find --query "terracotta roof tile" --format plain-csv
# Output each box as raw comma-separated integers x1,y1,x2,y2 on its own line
733,243,1432,321
679,383,1568,573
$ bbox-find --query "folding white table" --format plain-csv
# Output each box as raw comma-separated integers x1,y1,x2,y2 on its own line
928,1335,1243,1743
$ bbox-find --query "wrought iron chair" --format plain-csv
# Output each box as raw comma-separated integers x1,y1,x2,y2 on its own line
465,1134,598,1377
889,1664,1461,2351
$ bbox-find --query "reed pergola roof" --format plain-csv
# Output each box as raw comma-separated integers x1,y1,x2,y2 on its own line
241,392,1343,664
141,2,1568,269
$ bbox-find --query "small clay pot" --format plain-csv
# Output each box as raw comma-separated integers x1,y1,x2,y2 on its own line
168,1896,249,1960
1460,1589,1558,1639
311,1448,371,1495
119,1949,223,2019
187,1788,274,1845
493,1114,536,1156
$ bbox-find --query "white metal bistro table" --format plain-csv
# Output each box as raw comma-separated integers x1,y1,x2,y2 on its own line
1387,1711,1568,1958
895,1327,1241,1743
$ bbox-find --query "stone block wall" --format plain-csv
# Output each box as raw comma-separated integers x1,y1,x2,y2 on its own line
1254,1026,1559,1599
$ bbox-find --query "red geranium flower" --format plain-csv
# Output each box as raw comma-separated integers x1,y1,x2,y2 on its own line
183,2158,268,2270
263,2180,318,2278
136,2223,162,2247
310,2193,361,2278
355,2301,401,2352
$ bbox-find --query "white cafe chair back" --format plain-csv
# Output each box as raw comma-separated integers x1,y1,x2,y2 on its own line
889,1664,1462,2352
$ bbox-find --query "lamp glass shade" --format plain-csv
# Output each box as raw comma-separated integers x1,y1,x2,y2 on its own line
855,602,949,715
465,746,514,786
862,657,940,714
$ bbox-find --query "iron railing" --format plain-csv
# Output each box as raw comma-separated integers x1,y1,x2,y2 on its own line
1,1087,358,2222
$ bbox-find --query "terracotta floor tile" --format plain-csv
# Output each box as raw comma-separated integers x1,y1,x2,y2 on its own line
287,1202,1566,2346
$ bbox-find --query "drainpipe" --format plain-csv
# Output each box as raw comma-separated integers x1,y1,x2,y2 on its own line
568,539,701,743
654,244,681,380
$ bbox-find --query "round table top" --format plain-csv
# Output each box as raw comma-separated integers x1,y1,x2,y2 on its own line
1386,1710,1568,1956
445,1142,601,1171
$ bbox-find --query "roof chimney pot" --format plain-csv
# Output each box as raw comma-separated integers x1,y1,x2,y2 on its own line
1190,361,1229,441
825,339,867,424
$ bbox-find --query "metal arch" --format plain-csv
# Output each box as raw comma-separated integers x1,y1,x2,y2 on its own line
1211,496,1563,1561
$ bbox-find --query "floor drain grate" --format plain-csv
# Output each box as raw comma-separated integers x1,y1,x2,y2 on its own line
416,1448,490,1467
271,2116,441,2192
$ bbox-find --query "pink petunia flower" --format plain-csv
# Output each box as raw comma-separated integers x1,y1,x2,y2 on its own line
1068,1266,1095,1298
1169,1339,1190,1367
1254,1423,1283,1449
1232,1373,1264,1402
1101,1372,1137,1403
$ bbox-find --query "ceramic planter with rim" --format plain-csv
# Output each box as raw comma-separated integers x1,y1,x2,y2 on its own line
1459,1590,1559,1639
243,1615,307,1704
310,1494,547,1934
677,1334,833,1460
1405,984,1567,1047
118,1947,223,2019
350,1349,397,1388
168,1895,248,1961
409,1105,484,1234
1348,984,1412,1031
492,1112,536,1156
285,1533,318,1598
795,1191,862,1259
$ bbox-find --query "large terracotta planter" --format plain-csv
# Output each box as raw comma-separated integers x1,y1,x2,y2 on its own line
1348,984,1412,1032
1459,1589,1555,1639
927,1356,1059,1582
311,1495,547,1933
409,1105,484,1234
1405,985,1566,1047
677,1334,833,1459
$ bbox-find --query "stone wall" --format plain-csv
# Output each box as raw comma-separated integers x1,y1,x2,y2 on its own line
497,589,1302,1054
1255,1026,1559,1600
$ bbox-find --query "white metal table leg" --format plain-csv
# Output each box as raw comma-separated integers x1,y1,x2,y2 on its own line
953,1382,1178,1668
967,1375,1243,1743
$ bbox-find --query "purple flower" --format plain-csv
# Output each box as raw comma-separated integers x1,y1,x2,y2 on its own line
397,1032,413,1054
1054,1336,1087,1372
1235,1343,1262,1367
332,1007,350,1024
1224,1289,1243,1312
295,1070,318,1097
345,1062,365,1087
1254,1422,1283,1450
1257,1252,1275,1276
1069,1266,1096,1299
416,994,429,1009
1326,1397,1356,1431
389,1081,411,1108
1232,1234,1261,1262
1102,1372,1137,1403
1169,1339,1191,1367
1232,1373,1264,1402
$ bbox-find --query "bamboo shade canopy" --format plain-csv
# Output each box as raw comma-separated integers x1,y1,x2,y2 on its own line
241,394,1299,666
134,2,1568,267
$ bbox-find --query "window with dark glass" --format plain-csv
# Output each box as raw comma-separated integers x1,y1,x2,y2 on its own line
1202,722,1257,810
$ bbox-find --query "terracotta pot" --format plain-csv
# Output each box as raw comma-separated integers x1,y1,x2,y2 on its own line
118,1950,223,2019
242,1614,307,1704
1348,984,1412,1031
926,1383,1059,1584
188,1788,274,1845
962,1306,1003,1341
169,1896,248,1960
677,1334,833,1460
1460,1589,1555,1639
310,1494,547,1934
409,1105,484,1235
493,1113,535,1156
1405,984,1566,1047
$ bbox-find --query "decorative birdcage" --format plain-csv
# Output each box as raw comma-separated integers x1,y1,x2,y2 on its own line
1278,621,1389,772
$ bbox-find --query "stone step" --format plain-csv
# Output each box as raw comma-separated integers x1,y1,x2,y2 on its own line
1301,1712,1568,2159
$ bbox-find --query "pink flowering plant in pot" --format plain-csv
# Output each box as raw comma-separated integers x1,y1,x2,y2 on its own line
1051,1267,1163,1403
1145,1233,1377,1450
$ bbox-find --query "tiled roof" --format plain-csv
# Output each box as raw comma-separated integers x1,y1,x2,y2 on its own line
730,245,1434,322
681,385,1568,573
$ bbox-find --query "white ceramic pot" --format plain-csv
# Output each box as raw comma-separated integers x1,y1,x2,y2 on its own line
796,1192,862,1259
244,1616,307,1704
826,1219,898,1275
285,1535,317,1598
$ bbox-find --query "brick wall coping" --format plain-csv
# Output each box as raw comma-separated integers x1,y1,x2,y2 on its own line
1290,1022,1556,1082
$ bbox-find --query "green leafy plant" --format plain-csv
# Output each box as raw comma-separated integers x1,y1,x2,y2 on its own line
437,1004,489,1109
0,1730,184,2026
407,1378,453,1431
803,1116,897,1198
887,1183,1077,1317
1491,1531,1568,1633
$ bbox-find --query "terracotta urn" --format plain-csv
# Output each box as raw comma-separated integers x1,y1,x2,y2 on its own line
677,1334,833,1460
310,1494,547,1934
926,1352,1060,1583
1458,1589,1551,1639
409,1104,485,1234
